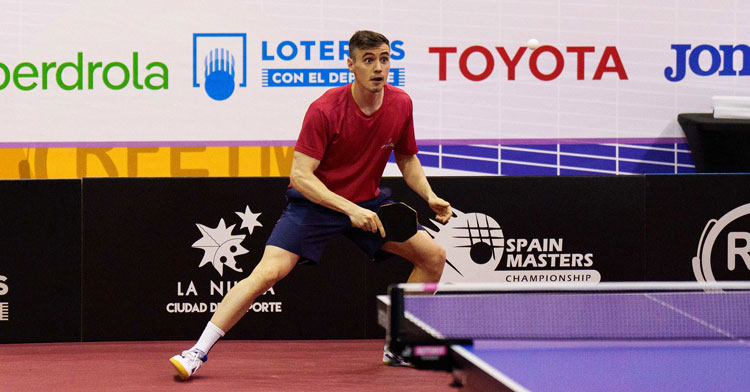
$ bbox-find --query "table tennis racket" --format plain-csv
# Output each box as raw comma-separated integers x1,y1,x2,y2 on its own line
377,202,418,242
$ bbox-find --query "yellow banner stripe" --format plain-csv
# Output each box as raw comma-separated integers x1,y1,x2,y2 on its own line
0,146,295,179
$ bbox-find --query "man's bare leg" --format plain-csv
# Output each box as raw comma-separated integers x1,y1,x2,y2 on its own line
381,231,446,284
211,246,299,331
170,245,299,380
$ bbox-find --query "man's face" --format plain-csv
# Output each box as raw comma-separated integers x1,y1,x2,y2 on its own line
347,43,390,93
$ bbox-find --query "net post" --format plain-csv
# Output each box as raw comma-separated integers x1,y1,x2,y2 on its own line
387,284,405,352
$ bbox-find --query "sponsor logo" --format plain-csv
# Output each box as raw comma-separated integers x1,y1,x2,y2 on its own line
693,203,750,283
192,218,249,276
426,208,600,284
0,275,8,322
665,44,750,82
192,33,248,101
429,45,628,81
0,53,168,91
166,205,282,314
261,39,405,87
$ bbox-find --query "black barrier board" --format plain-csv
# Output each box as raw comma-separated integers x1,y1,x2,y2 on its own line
645,174,750,282
79,175,733,342
383,176,646,285
5,175,745,343
81,178,368,341
0,180,81,343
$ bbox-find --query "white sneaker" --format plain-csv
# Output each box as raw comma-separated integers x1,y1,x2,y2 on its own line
170,348,207,380
382,344,413,367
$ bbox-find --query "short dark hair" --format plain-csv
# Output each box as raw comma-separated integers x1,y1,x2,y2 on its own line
349,30,390,58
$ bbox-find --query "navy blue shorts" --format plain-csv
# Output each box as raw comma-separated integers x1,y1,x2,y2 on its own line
266,187,395,264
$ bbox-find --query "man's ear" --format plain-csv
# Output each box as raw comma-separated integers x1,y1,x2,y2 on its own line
347,57,354,72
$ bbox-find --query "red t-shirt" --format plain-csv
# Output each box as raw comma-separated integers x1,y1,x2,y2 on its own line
294,83,418,202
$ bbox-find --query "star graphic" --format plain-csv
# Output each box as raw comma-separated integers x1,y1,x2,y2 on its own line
236,205,263,235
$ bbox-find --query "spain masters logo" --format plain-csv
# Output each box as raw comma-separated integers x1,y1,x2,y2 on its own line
426,208,600,284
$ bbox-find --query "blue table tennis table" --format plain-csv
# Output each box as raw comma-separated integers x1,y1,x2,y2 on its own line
378,282,750,392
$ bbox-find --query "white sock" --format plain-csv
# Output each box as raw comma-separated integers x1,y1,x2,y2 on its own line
190,321,225,354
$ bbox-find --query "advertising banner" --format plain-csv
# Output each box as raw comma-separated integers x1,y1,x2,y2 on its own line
81,177,383,340
0,180,81,343
3,174,749,342
383,177,646,285
1,0,746,144
645,174,750,282
7,0,750,177
80,176,647,340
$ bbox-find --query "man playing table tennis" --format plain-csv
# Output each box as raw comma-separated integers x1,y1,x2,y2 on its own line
170,30,452,380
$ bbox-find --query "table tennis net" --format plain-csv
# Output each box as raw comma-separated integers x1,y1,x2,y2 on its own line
397,288,750,341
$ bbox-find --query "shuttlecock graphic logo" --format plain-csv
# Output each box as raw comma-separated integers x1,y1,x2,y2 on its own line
192,33,247,101
204,48,235,101
425,208,504,282
192,218,249,276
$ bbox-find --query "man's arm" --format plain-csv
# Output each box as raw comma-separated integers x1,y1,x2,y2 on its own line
289,151,385,237
394,152,452,223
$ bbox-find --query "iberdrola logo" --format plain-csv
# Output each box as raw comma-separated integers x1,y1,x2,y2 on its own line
191,206,263,276
0,52,168,91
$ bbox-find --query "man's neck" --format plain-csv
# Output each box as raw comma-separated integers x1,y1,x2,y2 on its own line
350,81,384,116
